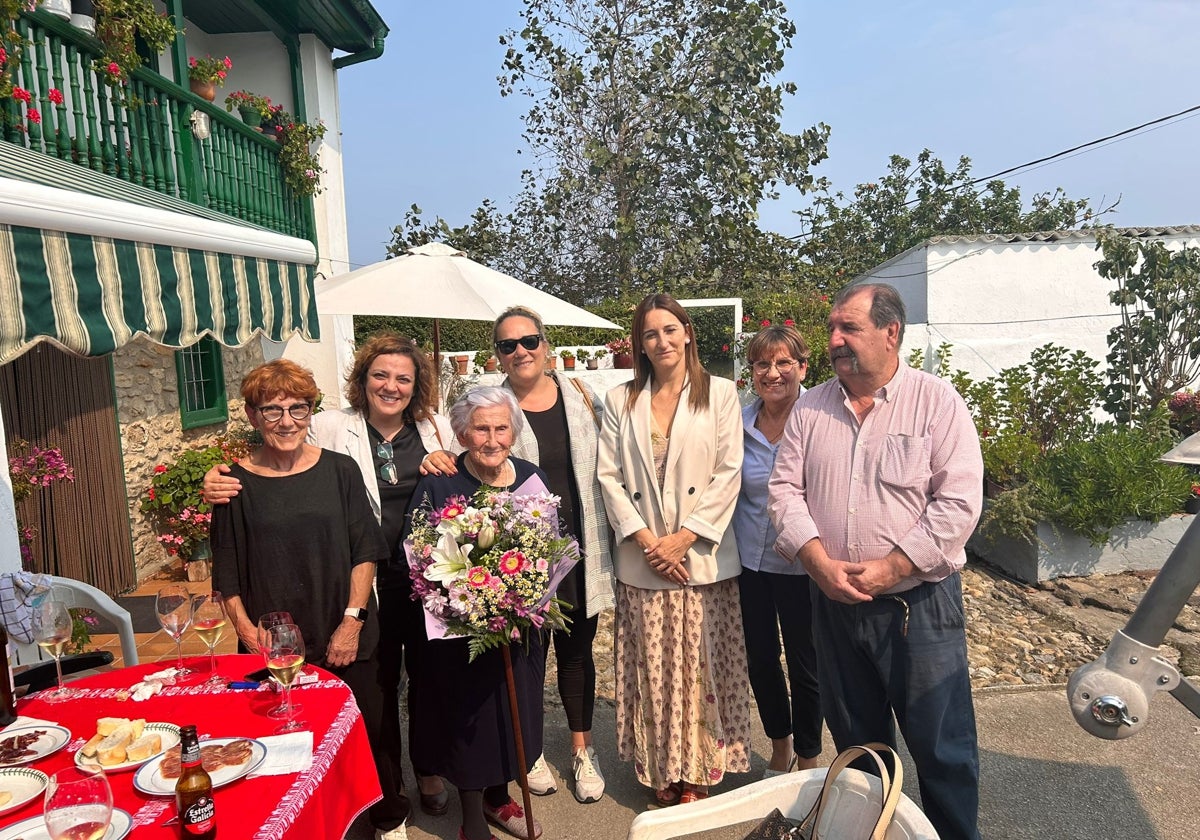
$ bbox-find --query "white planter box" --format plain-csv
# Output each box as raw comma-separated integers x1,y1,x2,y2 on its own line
968,512,1197,583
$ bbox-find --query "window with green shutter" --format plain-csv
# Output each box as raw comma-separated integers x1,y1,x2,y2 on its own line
176,338,228,429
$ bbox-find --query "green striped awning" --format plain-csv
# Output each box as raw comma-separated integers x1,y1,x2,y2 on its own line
0,223,319,365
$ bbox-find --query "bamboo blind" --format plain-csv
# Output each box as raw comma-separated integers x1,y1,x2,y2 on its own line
1,345,135,595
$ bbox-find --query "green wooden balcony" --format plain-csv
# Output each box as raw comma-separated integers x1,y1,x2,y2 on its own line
2,12,313,242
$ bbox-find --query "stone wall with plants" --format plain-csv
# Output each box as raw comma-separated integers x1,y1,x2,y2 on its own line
113,337,262,579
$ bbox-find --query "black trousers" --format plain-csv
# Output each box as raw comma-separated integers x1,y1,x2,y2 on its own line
548,607,599,733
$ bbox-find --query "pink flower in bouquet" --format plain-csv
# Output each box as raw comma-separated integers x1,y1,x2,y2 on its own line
498,550,528,575
466,567,493,588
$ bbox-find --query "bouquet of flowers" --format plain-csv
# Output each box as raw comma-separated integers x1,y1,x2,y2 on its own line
406,479,580,661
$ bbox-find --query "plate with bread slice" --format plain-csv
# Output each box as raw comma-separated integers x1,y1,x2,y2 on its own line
133,736,266,796
0,806,132,840
0,724,71,767
0,766,49,816
74,718,181,773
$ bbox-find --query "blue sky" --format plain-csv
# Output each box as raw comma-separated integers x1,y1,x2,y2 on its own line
336,0,1200,272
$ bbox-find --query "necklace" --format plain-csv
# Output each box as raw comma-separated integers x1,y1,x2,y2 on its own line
466,456,515,489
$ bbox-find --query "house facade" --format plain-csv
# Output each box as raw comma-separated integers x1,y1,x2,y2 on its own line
0,0,387,593
854,226,1200,385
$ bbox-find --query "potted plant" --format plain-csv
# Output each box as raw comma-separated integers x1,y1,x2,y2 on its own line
140,431,253,570
186,54,231,102
474,349,498,373
92,0,179,86
559,349,576,371
453,354,470,375
224,90,273,128
69,0,96,35
545,353,557,371
591,347,607,370
577,349,594,370
1187,483,1200,516
607,336,634,369
273,109,328,196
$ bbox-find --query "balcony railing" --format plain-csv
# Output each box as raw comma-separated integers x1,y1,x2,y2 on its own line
2,12,313,242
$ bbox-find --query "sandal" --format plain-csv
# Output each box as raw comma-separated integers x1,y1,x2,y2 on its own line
653,781,683,807
679,784,709,804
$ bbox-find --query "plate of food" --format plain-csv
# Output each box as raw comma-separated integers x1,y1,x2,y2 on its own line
0,766,49,816
74,718,181,773
0,725,71,767
0,806,132,840
132,737,266,796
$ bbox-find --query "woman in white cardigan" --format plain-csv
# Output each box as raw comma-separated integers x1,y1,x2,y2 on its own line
597,293,750,807
203,333,453,837
423,306,616,805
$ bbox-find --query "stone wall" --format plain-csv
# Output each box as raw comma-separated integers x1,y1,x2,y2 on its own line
114,337,264,582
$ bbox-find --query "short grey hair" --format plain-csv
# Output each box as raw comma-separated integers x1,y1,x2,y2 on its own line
449,386,525,439
833,282,907,345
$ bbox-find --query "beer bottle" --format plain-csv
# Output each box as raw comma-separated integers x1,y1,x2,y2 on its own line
0,624,16,726
175,725,216,838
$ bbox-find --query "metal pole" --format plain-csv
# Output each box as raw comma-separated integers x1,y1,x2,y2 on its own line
1124,515,1200,645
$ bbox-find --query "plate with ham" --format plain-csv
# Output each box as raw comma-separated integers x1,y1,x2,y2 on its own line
132,736,266,796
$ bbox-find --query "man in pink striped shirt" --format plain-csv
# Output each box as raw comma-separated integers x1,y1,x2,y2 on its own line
767,283,983,840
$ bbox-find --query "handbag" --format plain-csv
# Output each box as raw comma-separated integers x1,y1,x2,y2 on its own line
795,742,903,840
742,808,801,840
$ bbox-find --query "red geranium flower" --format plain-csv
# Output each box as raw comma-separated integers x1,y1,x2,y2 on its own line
48,88,63,104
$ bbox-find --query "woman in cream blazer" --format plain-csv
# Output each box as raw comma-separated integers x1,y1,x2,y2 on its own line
597,293,750,806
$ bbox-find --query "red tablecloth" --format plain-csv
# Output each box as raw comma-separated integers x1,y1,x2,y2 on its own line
0,654,382,839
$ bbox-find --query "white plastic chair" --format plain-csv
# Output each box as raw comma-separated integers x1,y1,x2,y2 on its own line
626,768,939,840
11,575,139,668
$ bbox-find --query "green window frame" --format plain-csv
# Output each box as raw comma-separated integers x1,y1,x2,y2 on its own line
175,337,228,429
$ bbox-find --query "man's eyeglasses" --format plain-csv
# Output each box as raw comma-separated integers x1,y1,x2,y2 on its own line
255,403,313,422
751,359,805,375
494,334,543,355
377,440,398,485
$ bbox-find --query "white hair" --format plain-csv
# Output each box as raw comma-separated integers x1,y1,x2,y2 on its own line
449,386,525,439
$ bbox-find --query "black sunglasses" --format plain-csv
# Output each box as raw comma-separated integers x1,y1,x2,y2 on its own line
494,334,542,355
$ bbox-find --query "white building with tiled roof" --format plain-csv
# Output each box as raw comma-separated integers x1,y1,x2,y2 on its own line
853,226,1200,385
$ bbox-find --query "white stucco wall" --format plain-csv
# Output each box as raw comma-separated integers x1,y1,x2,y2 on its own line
865,231,1200,386
0,419,20,575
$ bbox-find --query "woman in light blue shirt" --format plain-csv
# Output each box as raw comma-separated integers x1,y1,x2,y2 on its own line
732,324,823,775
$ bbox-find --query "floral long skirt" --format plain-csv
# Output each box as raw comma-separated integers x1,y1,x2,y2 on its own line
614,578,752,789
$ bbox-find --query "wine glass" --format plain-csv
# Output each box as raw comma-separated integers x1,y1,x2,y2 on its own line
155,584,193,678
266,623,307,734
32,598,75,703
192,591,226,685
44,766,113,840
257,611,301,718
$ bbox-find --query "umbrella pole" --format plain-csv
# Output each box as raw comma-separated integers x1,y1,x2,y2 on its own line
502,644,536,840
432,318,442,409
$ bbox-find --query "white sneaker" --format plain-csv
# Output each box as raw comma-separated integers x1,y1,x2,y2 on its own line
375,824,407,840
572,746,605,803
526,753,557,795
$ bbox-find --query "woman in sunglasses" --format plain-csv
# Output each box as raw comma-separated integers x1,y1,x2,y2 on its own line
423,306,614,806
205,336,452,840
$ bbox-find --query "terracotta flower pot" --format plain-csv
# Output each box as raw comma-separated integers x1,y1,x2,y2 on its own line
484,358,498,372
454,355,469,375
612,352,634,369
563,358,575,371
190,79,217,102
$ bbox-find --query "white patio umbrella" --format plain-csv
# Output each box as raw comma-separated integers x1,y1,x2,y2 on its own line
315,242,621,363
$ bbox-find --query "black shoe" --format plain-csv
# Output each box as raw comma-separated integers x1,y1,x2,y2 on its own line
420,787,450,816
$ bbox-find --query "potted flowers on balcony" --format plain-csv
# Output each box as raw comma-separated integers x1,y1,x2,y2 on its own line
186,54,231,102
607,336,634,369
224,90,273,128
474,348,498,373
92,0,179,85
559,349,576,371
273,108,327,197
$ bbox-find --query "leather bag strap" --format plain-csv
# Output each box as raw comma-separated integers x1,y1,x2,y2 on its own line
796,742,903,840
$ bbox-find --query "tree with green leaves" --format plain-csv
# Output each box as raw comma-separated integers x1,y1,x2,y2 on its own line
1095,231,1200,424
794,149,1105,292
497,0,829,301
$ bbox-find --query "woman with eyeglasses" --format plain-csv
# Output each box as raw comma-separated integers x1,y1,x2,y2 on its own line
205,336,452,840
732,324,824,778
423,306,615,805
596,293,749,806
211,358,402,837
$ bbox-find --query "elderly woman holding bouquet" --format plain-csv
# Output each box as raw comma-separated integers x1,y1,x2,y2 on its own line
597,292,750,806
406,386,572,840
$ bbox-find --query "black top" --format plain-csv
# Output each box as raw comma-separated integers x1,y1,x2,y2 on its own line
367,422,425,591
522,388,585,610
211,450,386,664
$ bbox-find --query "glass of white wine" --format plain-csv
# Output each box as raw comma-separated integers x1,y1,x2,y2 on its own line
266,623,306,734
192,590,226,685
32,598,75,703
155,584,193,678
43,765,113,840
257,611,301,718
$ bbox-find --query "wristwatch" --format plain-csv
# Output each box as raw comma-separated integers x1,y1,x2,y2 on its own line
344,607,367,621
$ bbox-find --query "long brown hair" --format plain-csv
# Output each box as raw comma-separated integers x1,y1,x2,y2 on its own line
344,332,435,424
625,293,710,412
